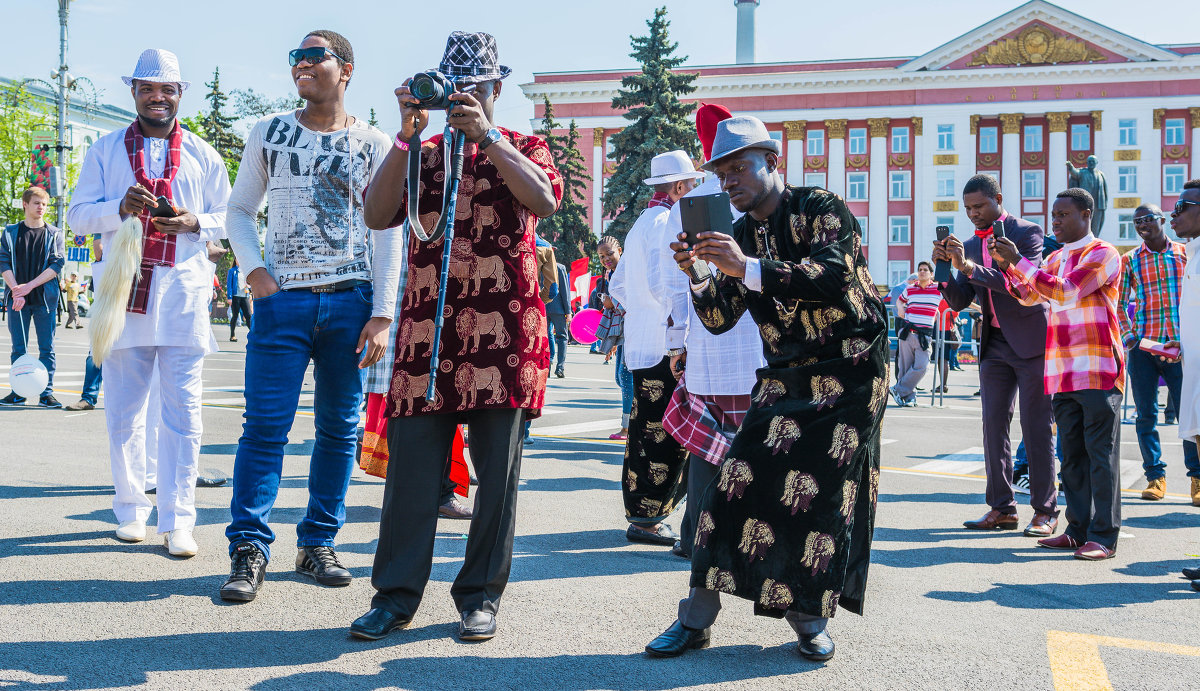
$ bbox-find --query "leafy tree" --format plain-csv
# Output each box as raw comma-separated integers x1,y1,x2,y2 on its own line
199,67,244,184
600,6,699,243
368,108,379,127
230,88,303,123
535,97,593,264
0,83,56,225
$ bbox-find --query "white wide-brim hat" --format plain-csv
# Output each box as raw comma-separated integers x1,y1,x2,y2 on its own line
643,150,705,185
122,48,190,90
701,116,781,171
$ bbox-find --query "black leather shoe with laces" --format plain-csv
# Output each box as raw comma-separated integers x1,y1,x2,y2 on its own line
220,541,267,602
295,545,352,586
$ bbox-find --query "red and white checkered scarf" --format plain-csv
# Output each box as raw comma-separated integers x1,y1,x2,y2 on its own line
123,120,181,314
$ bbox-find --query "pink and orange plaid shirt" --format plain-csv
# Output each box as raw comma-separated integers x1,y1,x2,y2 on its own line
1004,234,1125,395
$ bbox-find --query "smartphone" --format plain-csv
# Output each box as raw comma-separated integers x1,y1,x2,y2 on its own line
934,225,952,282
150,195,178,219
680,192,734,248
991,219,1005,240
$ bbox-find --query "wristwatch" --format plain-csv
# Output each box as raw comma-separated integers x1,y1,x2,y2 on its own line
477,128,502,151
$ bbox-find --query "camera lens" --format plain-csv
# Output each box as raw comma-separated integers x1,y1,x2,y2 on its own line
411,74,436,100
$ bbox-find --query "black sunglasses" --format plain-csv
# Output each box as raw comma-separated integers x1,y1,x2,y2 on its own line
1132,213,1163,225
1175,199,1200,215
288,47,347,67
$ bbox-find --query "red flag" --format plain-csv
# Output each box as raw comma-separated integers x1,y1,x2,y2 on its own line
569,258,591,310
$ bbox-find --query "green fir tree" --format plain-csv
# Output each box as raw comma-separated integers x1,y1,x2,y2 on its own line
199,67,244,184
600,6,699,243
368,108,379,127
536,98,593,264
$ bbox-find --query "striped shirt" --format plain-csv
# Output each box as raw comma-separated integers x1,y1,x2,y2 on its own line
1004,234,1124,395
1117,240,1187,347
898,282,942,329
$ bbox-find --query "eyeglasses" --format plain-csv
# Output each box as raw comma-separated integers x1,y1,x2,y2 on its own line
1132,213,1163,225
1175,199,1200,215
288,47,347,67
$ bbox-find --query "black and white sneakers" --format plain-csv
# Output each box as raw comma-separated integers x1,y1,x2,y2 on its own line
295,545,352,587
220,541,268,602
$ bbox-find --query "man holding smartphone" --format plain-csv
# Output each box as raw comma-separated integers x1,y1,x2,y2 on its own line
67,49,230,557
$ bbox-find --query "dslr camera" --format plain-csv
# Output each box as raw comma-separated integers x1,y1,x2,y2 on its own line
409,70,458,110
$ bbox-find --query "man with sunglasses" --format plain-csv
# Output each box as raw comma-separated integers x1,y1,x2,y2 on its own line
1116,203,1199,503
221,29,403,602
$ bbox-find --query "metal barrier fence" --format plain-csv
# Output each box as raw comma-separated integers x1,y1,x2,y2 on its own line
886,304,982,408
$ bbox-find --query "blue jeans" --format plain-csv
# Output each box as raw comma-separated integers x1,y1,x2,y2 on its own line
226,286,372,560
7,303,55,397
547,312,567,368
1128,347,1200,481
1013,434,1063,476
82,353,102,405
614,344,634,428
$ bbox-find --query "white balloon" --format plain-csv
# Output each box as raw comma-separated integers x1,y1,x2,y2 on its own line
10,354,48,400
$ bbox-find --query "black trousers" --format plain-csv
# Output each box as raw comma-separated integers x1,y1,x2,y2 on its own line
371,408,525,617
1052,388,1122,550
677,453,720,558
229,296,252,336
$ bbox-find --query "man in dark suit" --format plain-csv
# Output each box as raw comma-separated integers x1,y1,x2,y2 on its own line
934,174,1057,537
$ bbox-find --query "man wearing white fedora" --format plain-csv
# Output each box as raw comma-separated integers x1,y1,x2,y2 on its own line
67,48,230,558
609,150,703,547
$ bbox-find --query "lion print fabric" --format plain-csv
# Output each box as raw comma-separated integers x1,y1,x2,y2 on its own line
622,356,689,524
385,129,563,419
687,185,889,621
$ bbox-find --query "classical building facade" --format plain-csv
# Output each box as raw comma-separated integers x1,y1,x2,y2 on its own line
521,0,1200,286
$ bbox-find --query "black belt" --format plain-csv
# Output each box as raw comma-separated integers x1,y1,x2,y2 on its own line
284,279,370,294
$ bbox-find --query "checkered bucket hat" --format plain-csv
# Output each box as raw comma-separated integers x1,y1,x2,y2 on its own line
438,31,511,83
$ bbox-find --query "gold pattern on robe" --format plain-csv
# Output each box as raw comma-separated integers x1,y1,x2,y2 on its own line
845,284,870,321
800,531,836,575
625,468,637,492
717,458,754,500
759,323,783,354
638,497,663,516
755,378,786,406
870,467,881,507
648,461,669,486
820,590,841,617
790,213,808,245
839,479,859,525
697,304,726,330
738,518,776,562
644,421,668,443
765,416,803,455
869,376,889,416
759,579,795,610
841,336,870,363
705,567,737,593
695,510,716,549
641,379,666,403
829,422,860,467
781,470,819,515
799,260,824,280
811,375,844,410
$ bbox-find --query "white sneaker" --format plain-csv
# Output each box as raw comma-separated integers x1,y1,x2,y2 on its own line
1013,474,1031,495
115,520,146,542
164,529,198,558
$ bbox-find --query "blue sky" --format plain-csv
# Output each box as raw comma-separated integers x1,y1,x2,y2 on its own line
7,0,1191,137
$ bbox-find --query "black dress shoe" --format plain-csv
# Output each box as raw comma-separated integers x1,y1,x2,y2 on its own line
627,523,679,546
645,620,710,657
671,540,690,559
798,629,835,661
220,541,267,602
1193,580,1200,593
350,607,412,640
295,546,352,586
459,609,497,641
1183,566,1200,580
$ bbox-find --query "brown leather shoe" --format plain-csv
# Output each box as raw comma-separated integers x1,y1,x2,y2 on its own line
1037,533,1080,550
1074,541,1115,560
1191,478,1200,507
438,496,473,519
1141,478,1166,501
963,509,1018,530
1023,513,1058,537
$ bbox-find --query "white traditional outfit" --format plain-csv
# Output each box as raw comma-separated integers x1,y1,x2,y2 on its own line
1180,237,1200,445
67,122,229,534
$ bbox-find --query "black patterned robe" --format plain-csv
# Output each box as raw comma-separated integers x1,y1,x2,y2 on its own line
688,185,888,620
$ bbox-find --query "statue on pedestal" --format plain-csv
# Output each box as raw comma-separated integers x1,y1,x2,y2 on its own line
1066,155,1108,235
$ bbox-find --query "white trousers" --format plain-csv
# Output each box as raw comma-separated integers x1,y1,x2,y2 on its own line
104,346,204,532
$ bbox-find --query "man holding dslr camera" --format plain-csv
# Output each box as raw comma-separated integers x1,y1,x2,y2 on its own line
354,31,562,642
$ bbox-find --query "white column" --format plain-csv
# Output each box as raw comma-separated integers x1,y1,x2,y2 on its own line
867,118,889,284
784,121,805,186
1191,108,1200,185
1000,113,1022,210
912,117,925,252
592,128,604,236
826,119,847,196
1145,114,1162,207
1048,112,1069,196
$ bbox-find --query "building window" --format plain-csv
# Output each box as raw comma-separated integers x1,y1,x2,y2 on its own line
807,131,825,157
935,216,955,235
805,172,827,189
1118,166,1137,194
1023,125,1043,153
937,124,954,151
1071,123,1090,151
889,171,911,200
1026,215,1045,231
1166,118,1186,146
888,260,911,287
979,126,998,154
1118,119,1137,147
848,128,867,155
856,216,868,236
936,170,955,198
889,216,911,245
605,138,617,161
1118,213,1136,242
1165,164,1188,195
846,172,868,200
1022,170,1045,199
891,127,910,154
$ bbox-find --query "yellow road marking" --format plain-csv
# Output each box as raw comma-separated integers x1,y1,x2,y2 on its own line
1047,630,1200,690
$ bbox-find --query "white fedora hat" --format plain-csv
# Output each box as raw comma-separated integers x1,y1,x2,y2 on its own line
122,48,190,90
643,150,705,186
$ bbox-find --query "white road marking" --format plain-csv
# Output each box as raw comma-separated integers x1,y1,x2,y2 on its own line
531,419,623,436
910,447,986,475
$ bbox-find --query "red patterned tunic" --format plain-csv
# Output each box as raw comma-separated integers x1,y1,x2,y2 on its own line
386,128,563,419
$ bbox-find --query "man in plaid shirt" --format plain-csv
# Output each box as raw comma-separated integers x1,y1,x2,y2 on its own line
993,188,1124,561
1117,203,1199,502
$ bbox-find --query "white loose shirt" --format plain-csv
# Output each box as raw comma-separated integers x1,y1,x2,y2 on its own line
67,126,229,354
665,176,765,395
609,203,686,371
1179,238,1200,441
